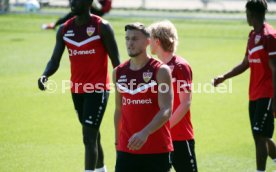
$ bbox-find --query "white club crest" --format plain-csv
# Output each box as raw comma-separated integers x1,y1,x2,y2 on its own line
255,35,261,45
86,26,95,37
143,71,153,83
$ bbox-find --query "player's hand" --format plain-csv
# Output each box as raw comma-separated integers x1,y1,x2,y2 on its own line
38,75,48,91
212,75,225,87
127,130,149,151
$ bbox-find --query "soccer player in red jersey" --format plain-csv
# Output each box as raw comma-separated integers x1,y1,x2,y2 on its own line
113,23,173,172
213,0,276,171
42,0,112,30
38,0,120,171
148,20,197,172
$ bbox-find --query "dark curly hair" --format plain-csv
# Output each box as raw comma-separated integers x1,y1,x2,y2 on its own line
246,0,268,21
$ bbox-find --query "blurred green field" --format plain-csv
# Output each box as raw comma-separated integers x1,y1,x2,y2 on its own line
1,13,276,172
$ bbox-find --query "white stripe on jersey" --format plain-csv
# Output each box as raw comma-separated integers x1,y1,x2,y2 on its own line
248,45,264,55
63,35,101,47
269,51,276,56
116,81,157,95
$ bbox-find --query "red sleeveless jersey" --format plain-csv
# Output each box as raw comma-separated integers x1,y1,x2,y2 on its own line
116,58,173,154
62,15,109,93
245,23,276,100
167,56,194,141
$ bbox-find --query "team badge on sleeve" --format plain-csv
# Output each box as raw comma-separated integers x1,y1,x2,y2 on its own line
255,35,261,44
86,26,95,37
143,71,153,83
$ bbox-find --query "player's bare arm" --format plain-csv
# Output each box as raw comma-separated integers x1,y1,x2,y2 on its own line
101,20,120,68
170,91,192,128
269,58,276,114
113,68,122,146
38,26,65,90
213,55,249,87
127,65,173,151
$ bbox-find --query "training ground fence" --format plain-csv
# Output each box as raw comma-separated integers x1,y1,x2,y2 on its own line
2,0,276,14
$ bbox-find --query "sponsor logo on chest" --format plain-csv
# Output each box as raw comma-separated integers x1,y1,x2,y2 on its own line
249,58,261,64
122,96,153,105
68,48,96,56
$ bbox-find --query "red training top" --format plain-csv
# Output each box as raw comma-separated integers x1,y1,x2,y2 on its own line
116,58,173,154
62,15,109,93
246,23,276,100
167,56,194,141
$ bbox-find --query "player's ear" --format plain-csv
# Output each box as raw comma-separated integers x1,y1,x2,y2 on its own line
152,38,160,46
156,39,161,46
146,37,150,45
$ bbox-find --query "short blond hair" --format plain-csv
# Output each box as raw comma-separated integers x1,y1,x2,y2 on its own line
148,20,178,53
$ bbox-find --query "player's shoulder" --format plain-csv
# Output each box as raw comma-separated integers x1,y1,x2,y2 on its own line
149,57,163,66
114,60,129,80
174,55,190,65
157,64,171,77
57,23,68,36
91,14,108,24
60,17,76,34
248,29,254,38
173,55,191,71
115,60,130,70
97,16,112,33
263,23,276,38
64,16,76,27
91,14,102,19
156,64,172,83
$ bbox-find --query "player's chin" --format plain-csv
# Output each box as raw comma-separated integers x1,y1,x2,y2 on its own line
128,52,138,58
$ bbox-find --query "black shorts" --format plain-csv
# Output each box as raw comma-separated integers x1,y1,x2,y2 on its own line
171,140,197,172
115,151,171,172
249,98,274,138
71,91,109,129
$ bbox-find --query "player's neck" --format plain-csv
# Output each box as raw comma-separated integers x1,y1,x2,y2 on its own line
130,53,150,71
253,21,264,33
157,51,174,64
75,12,91,25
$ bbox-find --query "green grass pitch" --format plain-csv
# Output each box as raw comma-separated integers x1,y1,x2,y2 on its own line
0,13,276,171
